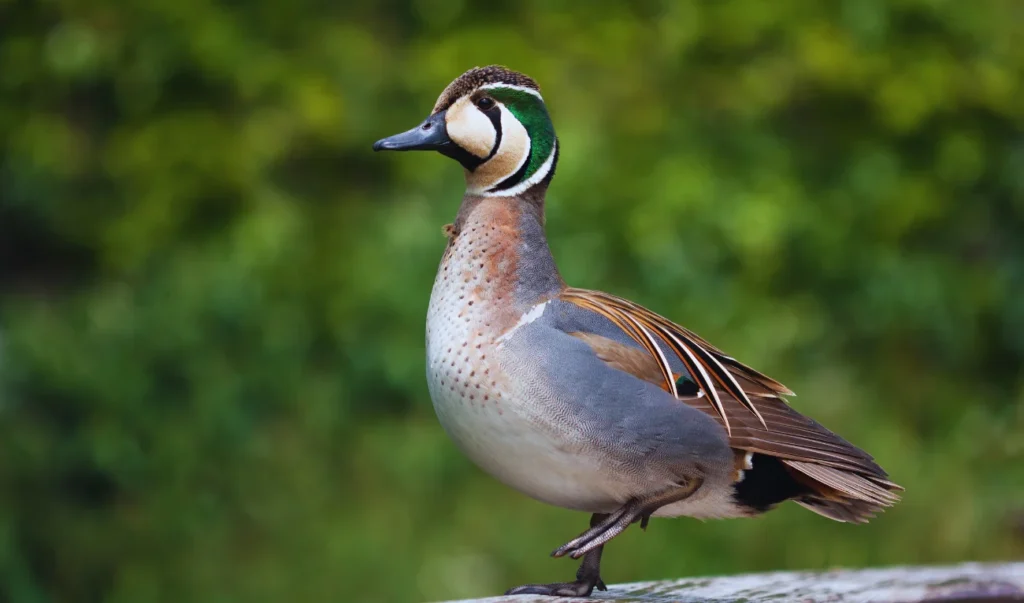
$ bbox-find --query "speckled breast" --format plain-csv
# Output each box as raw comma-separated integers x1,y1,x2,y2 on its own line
425,207,523,471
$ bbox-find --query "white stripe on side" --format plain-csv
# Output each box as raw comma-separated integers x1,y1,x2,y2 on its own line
495,301,550,346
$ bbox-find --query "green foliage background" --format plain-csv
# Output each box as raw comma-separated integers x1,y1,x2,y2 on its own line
1,0,1023,601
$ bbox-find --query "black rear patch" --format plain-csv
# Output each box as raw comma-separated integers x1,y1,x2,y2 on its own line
733,454,811,513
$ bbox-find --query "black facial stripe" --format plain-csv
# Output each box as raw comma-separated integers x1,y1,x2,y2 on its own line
439,142,485,171
488,140,531,192
481,107,502,162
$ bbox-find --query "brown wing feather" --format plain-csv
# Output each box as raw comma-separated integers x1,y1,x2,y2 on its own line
563,288,772,432
561,288,901,522
570,332,665,386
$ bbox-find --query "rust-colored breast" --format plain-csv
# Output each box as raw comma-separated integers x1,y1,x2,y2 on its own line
426,200,526,422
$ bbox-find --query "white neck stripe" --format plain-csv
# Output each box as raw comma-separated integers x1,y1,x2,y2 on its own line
480,139,557,198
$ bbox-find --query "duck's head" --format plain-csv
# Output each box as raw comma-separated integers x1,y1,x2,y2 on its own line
374,66,558,197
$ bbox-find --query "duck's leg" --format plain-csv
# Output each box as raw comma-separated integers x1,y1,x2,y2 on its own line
504,513,610,597
554,479,703,560
504,481,703,597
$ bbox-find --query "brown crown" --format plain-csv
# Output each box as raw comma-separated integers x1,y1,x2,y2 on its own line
432,66,540,114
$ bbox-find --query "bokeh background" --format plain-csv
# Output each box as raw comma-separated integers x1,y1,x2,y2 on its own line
2,0,1023,601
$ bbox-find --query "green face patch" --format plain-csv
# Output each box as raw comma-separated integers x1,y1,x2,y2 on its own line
486,87,556,183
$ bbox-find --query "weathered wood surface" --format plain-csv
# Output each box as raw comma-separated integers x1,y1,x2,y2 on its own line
440,562,1024,603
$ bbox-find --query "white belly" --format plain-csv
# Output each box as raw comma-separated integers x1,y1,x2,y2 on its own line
425,303,617,510
428,374,621,512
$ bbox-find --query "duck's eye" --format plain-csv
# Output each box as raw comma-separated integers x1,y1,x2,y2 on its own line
475,97,495,111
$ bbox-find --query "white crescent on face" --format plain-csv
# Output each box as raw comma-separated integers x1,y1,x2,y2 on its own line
469,104,530,194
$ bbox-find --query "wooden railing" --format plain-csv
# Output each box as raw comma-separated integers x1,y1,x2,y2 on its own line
439,562,1024,602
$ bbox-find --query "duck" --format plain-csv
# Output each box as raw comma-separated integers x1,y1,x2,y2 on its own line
373,65,901,598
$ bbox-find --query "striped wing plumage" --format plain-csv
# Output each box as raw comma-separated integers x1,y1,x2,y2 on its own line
560,287,901,522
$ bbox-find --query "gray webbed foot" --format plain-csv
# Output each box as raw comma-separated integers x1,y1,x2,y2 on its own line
504,578,606,597
505,513,608,598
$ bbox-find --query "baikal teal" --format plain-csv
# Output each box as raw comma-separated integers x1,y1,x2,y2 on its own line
373,65,902,598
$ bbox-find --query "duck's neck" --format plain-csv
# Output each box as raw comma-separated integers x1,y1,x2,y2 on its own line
445,191,564,312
